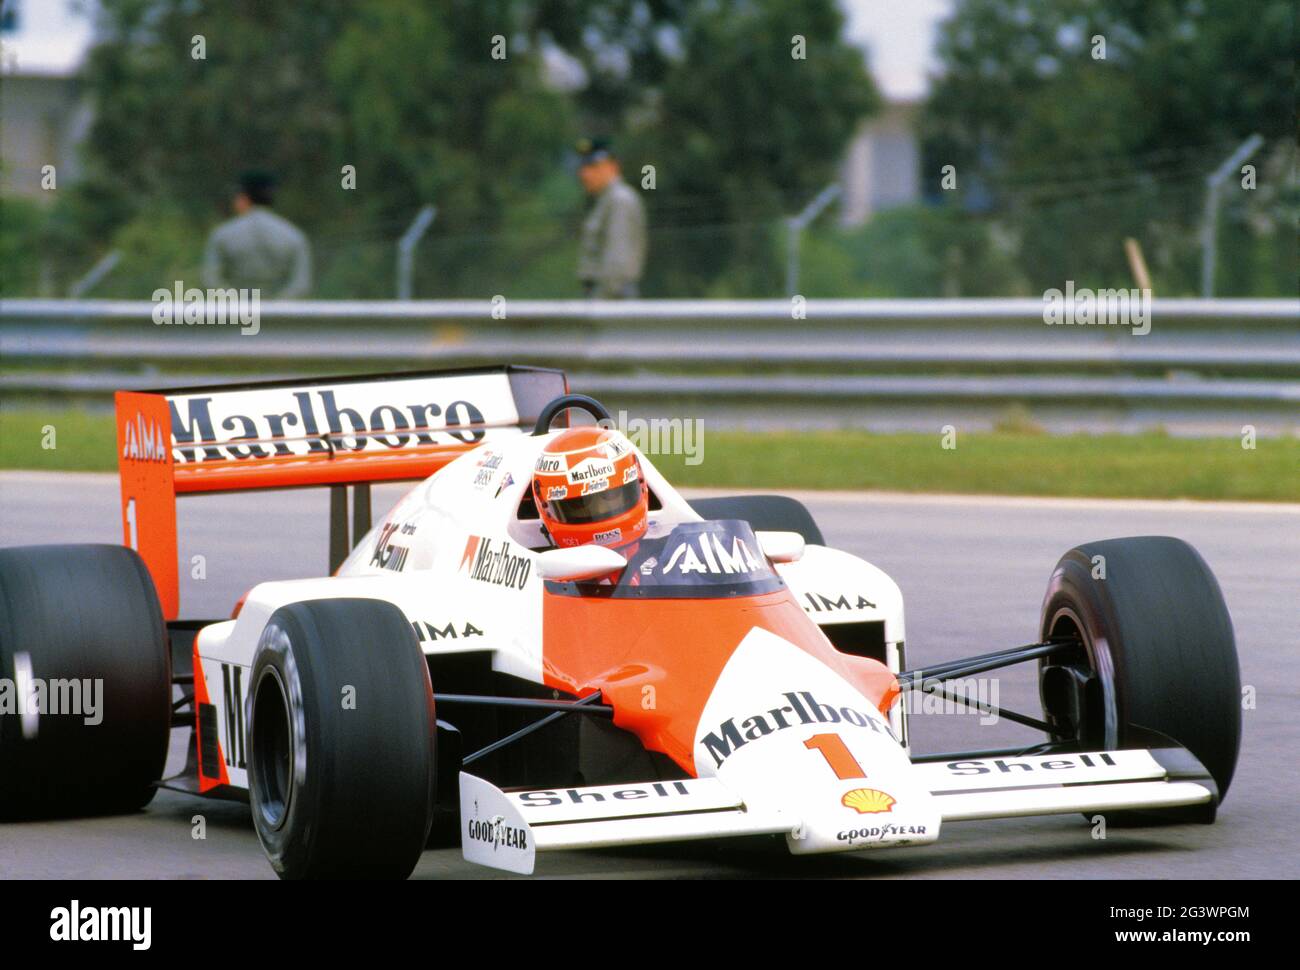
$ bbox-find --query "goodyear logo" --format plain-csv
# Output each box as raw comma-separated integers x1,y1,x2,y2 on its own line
466,815,528,852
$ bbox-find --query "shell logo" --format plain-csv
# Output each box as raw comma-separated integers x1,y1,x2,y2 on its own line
841,788,896,814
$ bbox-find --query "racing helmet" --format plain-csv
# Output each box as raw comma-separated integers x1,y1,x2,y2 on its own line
532,426,648,549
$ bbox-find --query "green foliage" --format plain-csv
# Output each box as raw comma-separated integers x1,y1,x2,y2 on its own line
6,0,877,299
0,197,49,296
800,204,1026,297
4,0,1290,298
922,0,1296,295
631,0,878,296
103,202,206,296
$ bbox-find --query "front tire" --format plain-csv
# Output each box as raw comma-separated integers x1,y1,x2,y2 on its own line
247,598,435,879
0,544,172,820
1038,536,1240,821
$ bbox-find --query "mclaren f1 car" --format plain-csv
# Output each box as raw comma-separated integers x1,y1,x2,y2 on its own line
0,366,1241,878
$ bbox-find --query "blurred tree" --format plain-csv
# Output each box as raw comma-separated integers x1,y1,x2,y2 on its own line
801,204,1026,298
66,0,575,295
922,0,1295,294
629,0,879,295
0,198,50,296
31,0,877,298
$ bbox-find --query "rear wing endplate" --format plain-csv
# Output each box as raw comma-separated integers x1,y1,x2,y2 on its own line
115,365,567,617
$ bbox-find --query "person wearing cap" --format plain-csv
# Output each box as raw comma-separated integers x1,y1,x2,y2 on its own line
203,170,313,298
575,138,647,299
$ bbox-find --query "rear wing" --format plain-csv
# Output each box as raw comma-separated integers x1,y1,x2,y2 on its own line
115,365,567,618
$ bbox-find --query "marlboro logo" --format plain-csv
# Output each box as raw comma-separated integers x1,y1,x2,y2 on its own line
566,457,615,485
698,691,899,769
460,536,531,590
122,414,168,463
164,374,513,463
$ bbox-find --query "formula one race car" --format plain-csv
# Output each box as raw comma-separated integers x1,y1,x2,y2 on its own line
0,366,1241,878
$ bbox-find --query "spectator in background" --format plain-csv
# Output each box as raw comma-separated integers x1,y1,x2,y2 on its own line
203,170,312,298
575,138,646,299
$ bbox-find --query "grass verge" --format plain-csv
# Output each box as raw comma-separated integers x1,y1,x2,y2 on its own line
1,408,1295,502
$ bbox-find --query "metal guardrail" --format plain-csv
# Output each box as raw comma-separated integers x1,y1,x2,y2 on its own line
0,299,1296,416
3,297,1297,324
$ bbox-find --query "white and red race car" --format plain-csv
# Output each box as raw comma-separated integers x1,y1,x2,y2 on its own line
0,366,1241,878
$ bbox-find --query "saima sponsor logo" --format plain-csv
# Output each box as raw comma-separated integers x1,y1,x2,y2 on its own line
699,690,899,769
169,389,488,463
121,413,168,463
411,619,484,643
662,532,762,576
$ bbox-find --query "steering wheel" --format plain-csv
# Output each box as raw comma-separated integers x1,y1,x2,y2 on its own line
531,394,613,435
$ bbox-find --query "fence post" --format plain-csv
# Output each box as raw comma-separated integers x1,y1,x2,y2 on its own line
68,250,121,298
1201,134,1263,298
396,205,437,300
785,184,841,297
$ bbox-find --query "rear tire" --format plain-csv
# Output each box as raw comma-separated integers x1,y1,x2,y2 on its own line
688,494,825,545
247,598,435,879
1038,536,1240,822
0,544,171,820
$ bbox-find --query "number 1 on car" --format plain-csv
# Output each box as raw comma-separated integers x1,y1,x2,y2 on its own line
803,733,867,780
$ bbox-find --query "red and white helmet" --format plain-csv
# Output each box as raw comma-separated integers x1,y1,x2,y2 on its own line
532,427,648,549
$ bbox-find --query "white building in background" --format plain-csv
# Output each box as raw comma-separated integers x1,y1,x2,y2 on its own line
0,0,97,200
837,0,950,226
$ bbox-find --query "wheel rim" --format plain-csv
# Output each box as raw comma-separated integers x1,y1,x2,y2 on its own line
251,667,294,830
1042,607,1119,751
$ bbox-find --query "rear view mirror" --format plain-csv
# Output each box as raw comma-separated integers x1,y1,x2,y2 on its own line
756,530,805,564
535,545,628,582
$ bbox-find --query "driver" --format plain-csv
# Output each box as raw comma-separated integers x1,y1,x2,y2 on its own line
532,427,648,551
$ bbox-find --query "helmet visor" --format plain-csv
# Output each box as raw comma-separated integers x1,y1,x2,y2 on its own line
544,480,641,525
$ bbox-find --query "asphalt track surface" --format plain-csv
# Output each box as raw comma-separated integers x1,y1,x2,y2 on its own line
1,471,1296,880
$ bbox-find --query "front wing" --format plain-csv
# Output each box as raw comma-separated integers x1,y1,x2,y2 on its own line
459,747,1216,874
